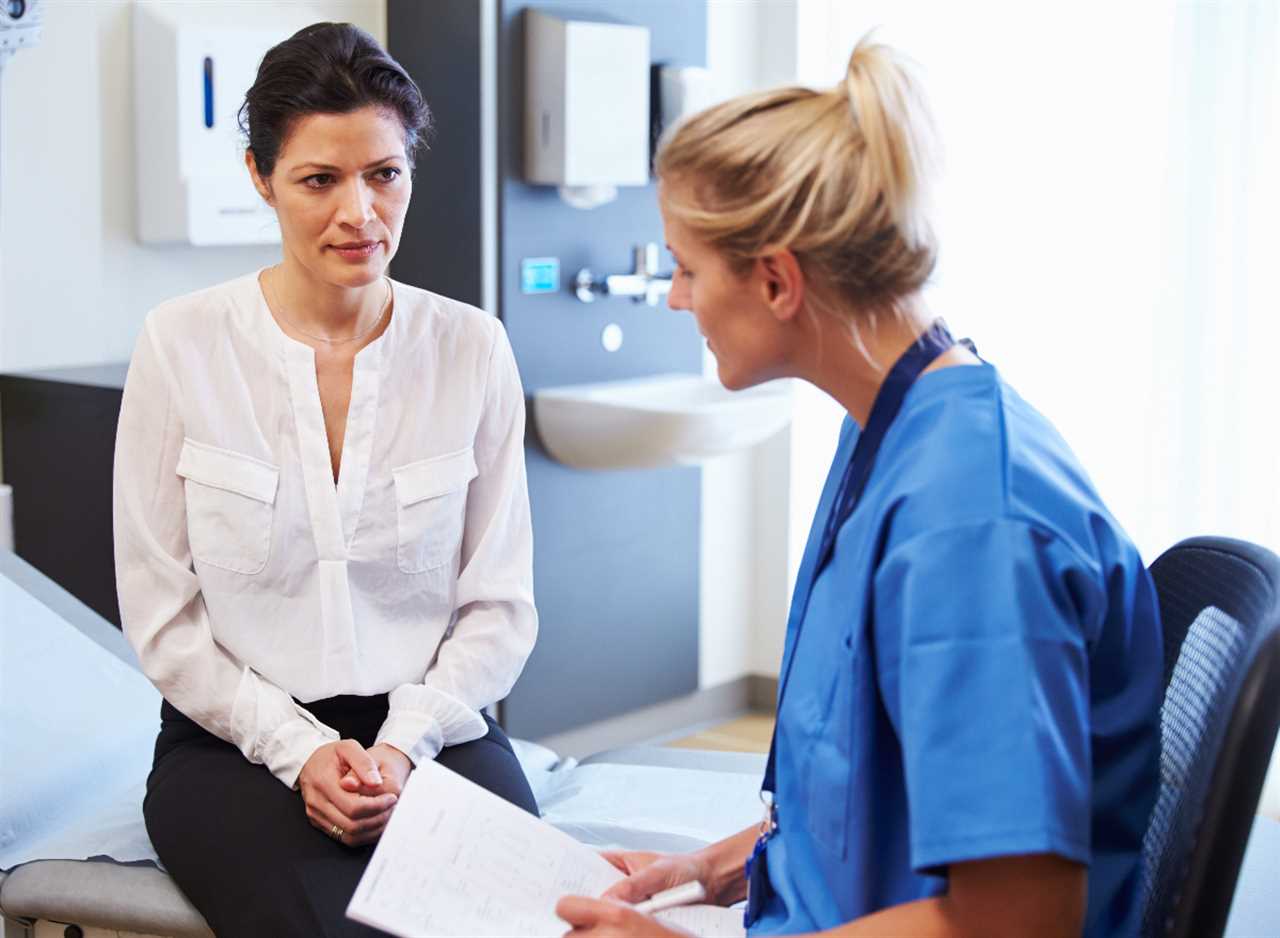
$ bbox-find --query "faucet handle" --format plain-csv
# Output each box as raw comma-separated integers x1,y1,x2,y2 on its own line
575,268,604,303
636,243,661,278
574,243,672,306
645,278,672,306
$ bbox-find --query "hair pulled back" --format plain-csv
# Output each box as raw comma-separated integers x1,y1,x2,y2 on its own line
239,22,432,177
656,35,937,319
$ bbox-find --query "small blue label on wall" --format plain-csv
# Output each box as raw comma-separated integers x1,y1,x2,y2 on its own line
521,257,560,294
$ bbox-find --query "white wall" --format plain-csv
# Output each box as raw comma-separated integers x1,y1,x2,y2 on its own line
0,0,385,373
697,0,799,687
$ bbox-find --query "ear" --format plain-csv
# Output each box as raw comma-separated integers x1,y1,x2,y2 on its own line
755,248,805,323
245,150,274,205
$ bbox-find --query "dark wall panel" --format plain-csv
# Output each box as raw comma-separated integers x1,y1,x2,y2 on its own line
0,367,128,627
389,0,484,306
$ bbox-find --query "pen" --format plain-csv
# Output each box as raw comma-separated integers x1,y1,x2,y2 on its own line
631,881,707,915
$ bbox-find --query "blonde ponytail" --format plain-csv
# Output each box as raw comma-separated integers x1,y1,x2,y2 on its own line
655,34,938,319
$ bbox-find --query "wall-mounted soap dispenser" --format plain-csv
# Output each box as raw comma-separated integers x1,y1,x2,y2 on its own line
132,4,313,245
524,9,650,209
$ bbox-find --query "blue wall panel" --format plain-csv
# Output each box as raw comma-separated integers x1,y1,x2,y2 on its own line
500,0,708,739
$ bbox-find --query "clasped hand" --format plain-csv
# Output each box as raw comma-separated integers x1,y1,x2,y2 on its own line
297,740,412,847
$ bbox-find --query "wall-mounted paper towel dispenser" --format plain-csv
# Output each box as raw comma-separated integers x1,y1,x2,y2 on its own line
132,4,313,245
523,10,649,208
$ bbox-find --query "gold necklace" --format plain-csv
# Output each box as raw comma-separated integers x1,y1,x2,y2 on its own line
265,268,392,346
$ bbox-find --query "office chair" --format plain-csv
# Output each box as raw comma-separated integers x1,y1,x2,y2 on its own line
1141,536,1280,937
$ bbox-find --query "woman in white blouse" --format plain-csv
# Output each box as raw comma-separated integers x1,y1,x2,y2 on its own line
113,23,537,936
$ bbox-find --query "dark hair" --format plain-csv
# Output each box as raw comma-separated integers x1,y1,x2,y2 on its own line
239,22,432,177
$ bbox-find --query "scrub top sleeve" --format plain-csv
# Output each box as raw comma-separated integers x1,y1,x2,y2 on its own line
113,316,338,789
377,320,536,764
873,518,1100,874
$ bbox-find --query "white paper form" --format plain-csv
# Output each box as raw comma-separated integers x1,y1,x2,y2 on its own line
347,761,744,937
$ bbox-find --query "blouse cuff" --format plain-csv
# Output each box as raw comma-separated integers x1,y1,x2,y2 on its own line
230,669,341,789
377,684,489,765
262,716,340,790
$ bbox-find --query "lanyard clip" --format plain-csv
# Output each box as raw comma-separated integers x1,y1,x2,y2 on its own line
758,790,778,840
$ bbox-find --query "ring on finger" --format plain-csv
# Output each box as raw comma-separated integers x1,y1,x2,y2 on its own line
329,824,344,841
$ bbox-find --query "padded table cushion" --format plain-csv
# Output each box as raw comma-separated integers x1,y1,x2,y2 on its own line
0,859,213,936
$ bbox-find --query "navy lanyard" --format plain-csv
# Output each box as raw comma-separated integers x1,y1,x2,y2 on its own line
759,319,956,800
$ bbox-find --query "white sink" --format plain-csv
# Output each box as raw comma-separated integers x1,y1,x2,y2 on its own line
533,373,793,470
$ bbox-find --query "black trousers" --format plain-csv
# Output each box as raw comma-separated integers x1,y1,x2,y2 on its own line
144,695,538,938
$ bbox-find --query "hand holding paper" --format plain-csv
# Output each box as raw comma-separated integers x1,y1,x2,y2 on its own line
347,761,744,937
555,893,689,936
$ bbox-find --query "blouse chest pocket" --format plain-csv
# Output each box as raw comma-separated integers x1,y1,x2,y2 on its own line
392,448,478,574
176,438,279,575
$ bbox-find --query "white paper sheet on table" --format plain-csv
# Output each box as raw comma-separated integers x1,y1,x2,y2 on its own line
536,761,761,853
347,761,744,937
0,570,161,870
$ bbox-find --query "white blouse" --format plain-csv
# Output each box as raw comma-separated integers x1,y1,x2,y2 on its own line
113,271,536,788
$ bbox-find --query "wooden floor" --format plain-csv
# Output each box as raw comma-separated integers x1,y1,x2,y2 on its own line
664,713,774,753
664,717,1280,824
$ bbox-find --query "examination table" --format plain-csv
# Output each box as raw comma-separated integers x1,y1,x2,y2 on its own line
0,551,763,937
3,550,1278,937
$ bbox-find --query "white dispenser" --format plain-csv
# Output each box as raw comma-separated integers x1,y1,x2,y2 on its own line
658,65,715,135
523,10,650,192
0,0,44,69
133,4,315,245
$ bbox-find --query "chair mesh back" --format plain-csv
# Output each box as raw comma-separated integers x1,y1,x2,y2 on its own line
1141,607,1247,934
1141,540,1280,937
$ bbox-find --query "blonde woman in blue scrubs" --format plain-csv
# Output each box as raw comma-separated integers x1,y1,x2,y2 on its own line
557,37,1162,938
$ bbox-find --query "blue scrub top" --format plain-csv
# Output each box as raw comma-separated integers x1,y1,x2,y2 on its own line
751,363,1162,937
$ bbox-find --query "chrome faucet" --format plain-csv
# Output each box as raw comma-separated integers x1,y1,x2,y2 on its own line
575,243,673,307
